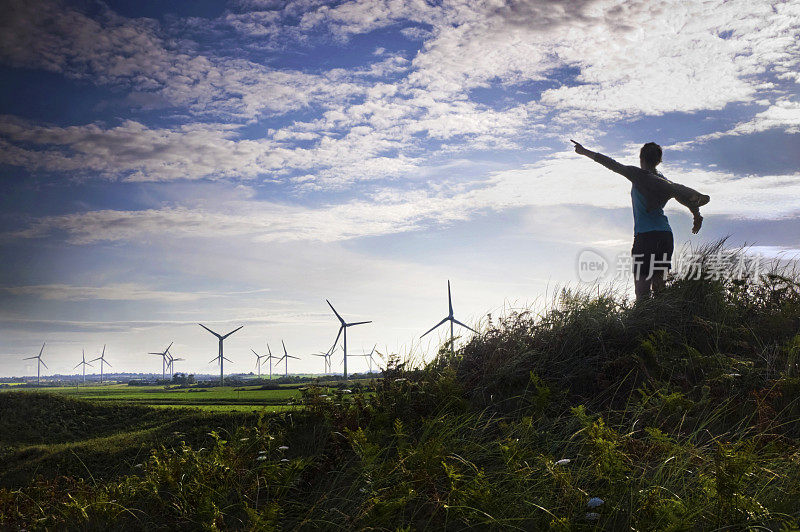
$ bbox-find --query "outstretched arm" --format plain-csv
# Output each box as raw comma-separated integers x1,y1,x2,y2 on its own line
570,140,636,180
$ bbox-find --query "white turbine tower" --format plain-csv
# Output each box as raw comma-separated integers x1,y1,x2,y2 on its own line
277,340,300,377
199,324,243,385
251,348,268,379
74,349,94,384
148,342,173,381
326,299,371,379
421,280,477,355
90,345,112,383
23,343,47,385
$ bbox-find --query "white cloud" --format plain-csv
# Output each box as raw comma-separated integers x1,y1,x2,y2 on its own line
669,98,800,149
0,283,271,302
7,151,800,245
0,0,368,119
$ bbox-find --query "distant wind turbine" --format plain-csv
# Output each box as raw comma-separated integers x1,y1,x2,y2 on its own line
361,344,380,373
277,340,300,377
200,324,243,385
265,343,279,380
327,299,371,379
421,280,477,355
251,348,268,378
167,352,184,378
23,342,47,385
148,342,173,381
311,349,331,374
74,349,94,384
90,345,112,383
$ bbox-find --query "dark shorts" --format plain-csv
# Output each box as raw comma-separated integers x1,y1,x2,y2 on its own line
632,230,673,280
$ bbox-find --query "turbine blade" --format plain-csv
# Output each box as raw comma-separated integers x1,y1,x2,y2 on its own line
276,355,286,363
222,325,244,339
209,355,219,364
101,344,105,357
267,343,272,356
74,362,82,369
166,341,173,353
287,355,300,360
251,348,260,357
452,318,477,334
40,360,48,369
199,323,222,338
23,356,37,360
326,299,345,324
331,326,343,353
222,356,233,363
89,357,102,363
347,320,372,326
104,360,113,368
448,280,453,317
421,316,449,338
39,342,46,357
282,339,288,356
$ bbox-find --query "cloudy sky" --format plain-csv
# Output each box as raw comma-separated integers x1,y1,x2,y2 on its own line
1,0,799,378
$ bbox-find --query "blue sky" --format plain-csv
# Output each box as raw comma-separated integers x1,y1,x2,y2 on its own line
1,0,799,378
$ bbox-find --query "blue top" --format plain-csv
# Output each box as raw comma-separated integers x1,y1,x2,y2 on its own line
631,185,671,234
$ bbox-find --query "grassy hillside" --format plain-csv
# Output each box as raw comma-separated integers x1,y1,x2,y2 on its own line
0,393,263,489
1,243,799,530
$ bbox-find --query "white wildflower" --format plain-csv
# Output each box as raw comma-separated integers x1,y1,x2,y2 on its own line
555,459,571,466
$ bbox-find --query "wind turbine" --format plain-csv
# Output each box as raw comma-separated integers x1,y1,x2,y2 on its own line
148,342,173,381
326,299,371,379
277,340,300,377
74,349,94,384
167,352,184,378
311,350,331,374
23,343,47,385
199,323,243,385
90,345,112,383
421,280,477,355
361,344,380,373
265,343,279,380
251,348,268,378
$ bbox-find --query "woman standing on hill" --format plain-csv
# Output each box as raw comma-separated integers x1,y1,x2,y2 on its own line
571,140,710,301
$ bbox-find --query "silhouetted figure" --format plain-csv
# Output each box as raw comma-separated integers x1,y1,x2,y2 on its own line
571,140,710,301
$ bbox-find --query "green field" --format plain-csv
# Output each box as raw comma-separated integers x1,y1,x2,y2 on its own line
1,382,356,411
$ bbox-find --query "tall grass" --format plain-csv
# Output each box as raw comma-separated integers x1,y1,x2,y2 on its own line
2,240,799,530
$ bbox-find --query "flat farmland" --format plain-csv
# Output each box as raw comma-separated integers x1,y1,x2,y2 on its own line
12,384,308,412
